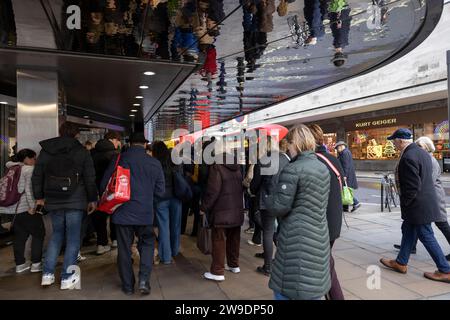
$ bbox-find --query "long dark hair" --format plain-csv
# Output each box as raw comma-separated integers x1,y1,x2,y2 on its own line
152,141,171,168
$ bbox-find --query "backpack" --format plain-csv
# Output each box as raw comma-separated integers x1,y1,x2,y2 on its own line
0,165,23,207
43,151,82,198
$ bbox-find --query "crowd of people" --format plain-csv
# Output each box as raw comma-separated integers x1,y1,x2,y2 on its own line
1,121,450,299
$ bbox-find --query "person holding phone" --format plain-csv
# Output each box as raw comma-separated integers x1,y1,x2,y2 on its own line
0,149,45,274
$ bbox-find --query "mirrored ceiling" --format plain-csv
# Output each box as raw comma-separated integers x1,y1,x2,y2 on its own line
147,0,437,140
0,0,442,139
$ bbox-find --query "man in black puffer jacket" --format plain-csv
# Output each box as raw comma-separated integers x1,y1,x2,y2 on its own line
91,131,122,255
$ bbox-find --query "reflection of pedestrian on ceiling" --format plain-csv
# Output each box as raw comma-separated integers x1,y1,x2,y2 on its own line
329,1,352,67
240,0,275,71
303,0,352,67
304,0,327,45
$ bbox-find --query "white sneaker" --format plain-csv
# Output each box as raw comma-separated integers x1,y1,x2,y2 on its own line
247,239,262,247
41,273,55,286
15,262,31,273
61,273,81,290
305,36,317,45
111,240,118,248
96,245,111,255
30,262,42,273
203,272,225,282
225,265,241,274
77,252,87,262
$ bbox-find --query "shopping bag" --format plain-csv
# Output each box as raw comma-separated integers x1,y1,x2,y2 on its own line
98,155,131,214
197,214,212,255
341,180,354,206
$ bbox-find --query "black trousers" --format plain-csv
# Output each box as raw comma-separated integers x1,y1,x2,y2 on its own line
12,212,45,265
181,202,190,235
250,197,262,244
92,210,116,246
181,188,201,236
116,224,154,291
260,210,275,268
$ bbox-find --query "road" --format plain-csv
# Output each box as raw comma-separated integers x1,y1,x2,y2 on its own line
355,178,450,208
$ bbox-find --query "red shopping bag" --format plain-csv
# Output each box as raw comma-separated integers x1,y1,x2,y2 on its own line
98,154,131,214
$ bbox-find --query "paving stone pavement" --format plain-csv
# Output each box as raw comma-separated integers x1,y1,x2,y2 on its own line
1,204,450,300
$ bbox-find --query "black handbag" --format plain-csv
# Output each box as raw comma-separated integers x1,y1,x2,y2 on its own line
197,215,212,255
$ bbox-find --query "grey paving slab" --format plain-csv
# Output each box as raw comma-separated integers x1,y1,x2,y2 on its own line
342,276,423,300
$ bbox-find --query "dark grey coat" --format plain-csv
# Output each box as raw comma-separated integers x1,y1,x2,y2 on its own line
266,151,331,300
337,147,358,189
316,145,344,242
398,143,440,225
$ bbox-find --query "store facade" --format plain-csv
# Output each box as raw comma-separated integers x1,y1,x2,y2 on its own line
307,99,449,171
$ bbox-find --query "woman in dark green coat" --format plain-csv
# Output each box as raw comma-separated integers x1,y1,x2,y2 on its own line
266,124,331,300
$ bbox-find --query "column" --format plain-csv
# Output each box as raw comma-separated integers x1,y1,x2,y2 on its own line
16,70,59,152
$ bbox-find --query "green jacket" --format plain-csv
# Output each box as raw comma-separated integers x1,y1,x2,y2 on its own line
267,151,331,300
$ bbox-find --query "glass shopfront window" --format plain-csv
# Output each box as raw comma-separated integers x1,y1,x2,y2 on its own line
414,121,449,160
324,133,337,154
347,126,406,160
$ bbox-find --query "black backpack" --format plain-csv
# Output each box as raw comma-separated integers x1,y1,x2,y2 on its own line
43,150,82,198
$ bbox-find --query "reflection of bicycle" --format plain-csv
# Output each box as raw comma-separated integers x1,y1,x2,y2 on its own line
287,15,308,48
369,0,389,27
375,172,399,212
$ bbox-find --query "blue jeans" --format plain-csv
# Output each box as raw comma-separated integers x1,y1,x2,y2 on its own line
397,221,450,273
156,198,182,263
43,210,83,279
273,291,321,300
304,0,326,38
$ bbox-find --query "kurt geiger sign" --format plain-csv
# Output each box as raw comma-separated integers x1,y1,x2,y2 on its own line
355,118,397,128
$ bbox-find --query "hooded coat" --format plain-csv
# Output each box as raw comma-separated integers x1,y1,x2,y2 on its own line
91,138,118,190
32,136,98,212
200,156,244,228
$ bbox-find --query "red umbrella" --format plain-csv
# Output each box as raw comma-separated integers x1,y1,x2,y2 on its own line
249,124,288,141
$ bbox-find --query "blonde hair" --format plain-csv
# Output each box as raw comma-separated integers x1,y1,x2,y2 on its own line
279,139,288,153
308,124,324,145
415,136,435,153
286,124,316,153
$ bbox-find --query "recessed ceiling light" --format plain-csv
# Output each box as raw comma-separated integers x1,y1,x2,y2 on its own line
133,103,140,106
131,109,138,113
140,85,149,89
0,102,7,105
136,96,143,99
129,114,135,117
144,71,155,76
